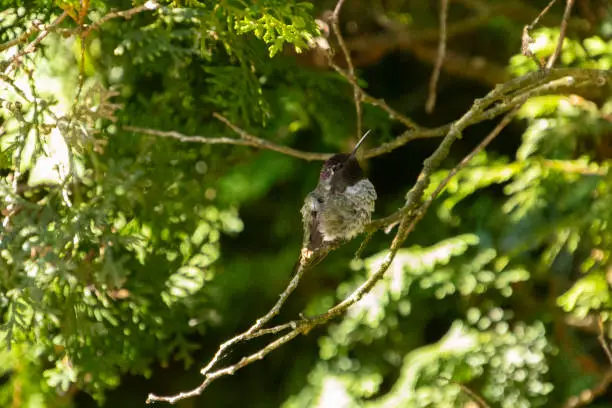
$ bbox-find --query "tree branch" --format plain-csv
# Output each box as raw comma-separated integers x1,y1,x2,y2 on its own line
563,316,612,407
428,106,520,207
126,70,609,169
364,68,609,161
439,376,492,408
0,18,45,52
367,68,608,230
3,12,68,76
139,62,609,408
2,1,159,76
329,63,421,129
146,328,304,404
426,0,449,113
79,1,160,38
198,263,309,378
123,119,330,162
546,0,575,69
598,316,612,365
329,0,363,138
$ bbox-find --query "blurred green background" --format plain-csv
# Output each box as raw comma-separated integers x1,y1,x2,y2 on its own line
1,0,612,407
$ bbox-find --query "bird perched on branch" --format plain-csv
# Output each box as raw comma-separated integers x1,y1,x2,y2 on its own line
300,130,377,261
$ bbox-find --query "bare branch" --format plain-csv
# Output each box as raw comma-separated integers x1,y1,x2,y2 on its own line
147,329,304,404
146,262,309,404
0,19,44,52
123,120,330,162
521,0,576,70
426,0,449,114
80,1,160,38
439,376,492,408
529,0,559,30
430,107,520,204
367,68,608,230
147,251,340,404
563,370,612,408
329,63,420,129
125,69,609,170
522,0,557,68
546,0,576,69
562,316,612,407
598,316,612,365
3,12,69,76
365,68,608,162
199,263,309,377
143,67,611,405
3,1,158,77
329,0,363,137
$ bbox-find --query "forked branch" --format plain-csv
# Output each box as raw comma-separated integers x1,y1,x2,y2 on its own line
145,65,610,405
144,0,610,403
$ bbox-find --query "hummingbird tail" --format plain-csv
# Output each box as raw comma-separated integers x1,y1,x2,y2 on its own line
300,247,329,268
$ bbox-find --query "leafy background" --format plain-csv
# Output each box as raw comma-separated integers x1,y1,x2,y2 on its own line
1,0,612,407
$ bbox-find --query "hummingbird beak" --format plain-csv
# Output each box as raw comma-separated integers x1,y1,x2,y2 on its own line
349,129,372,158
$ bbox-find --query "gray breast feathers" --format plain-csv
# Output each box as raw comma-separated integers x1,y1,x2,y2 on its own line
318,179,376,242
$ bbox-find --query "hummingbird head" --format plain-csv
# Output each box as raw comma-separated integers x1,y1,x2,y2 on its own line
319,153,362,184
319,130,371,188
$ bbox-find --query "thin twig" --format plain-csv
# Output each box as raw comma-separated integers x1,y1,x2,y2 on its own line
430,107,519,202
439,376,491,408
546,0,575,69
368,69,608,231
329,62,420,129
529,0,559,29
147,263,309,404
563,369,612,408
127,70,609,167
147,329,304,404
3,12,69,75
366,68,608,160
198,262,309,377
598,316,612,365
354,231,373,259
252,322,296,337
80,1,160,38
426,0,449,113
1,102,27,230
522,0,558,68
123,121,330,162
0,18,44,52
144,68,610,405
562,315,612,407
329,0,363,138
389,107,520,239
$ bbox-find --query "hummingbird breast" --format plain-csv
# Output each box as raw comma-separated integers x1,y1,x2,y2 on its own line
301,179,376,250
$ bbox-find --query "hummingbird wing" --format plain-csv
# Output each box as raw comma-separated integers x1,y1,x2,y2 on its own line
301,191,324,250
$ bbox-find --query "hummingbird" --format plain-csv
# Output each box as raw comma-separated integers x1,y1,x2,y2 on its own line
300,130,377,255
